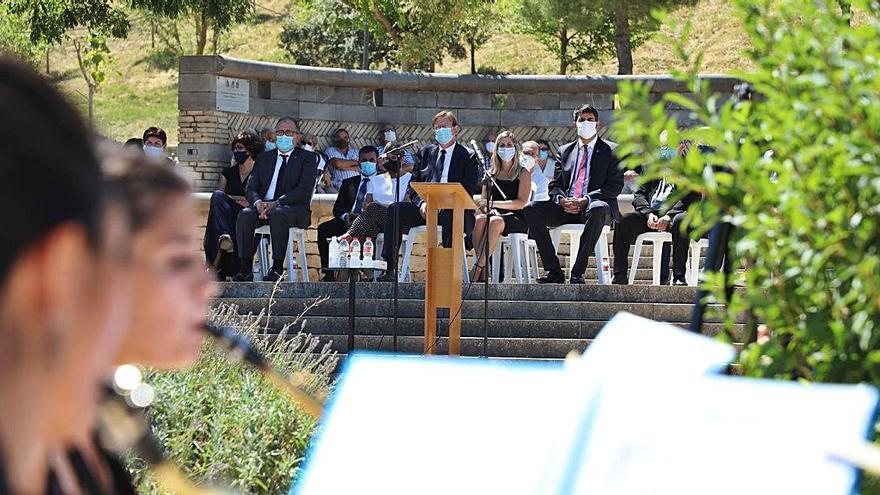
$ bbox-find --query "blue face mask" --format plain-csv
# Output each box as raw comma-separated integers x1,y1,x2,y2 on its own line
658,146,677,161
361,161,377,177
434,127,454,145
233,151,249,164
276,135,295,153
539,150,549,160
264,141,277,151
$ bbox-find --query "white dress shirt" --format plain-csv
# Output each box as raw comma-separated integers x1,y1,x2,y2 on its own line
368,172,412,206
437,144,455,183
264,151,291,201
530,167,550,203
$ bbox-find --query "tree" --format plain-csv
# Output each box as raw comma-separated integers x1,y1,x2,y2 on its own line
613,0,880,393
514,0,615,75
458,0,495,74
130,0,253,55
337,0,488,71
6,0,129,46
279,0,398,69
72,31,113,128
575,0,697,75
0,3,47,66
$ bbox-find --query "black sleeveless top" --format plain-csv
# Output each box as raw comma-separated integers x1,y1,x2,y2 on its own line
492,175,522,214
221,164,251,196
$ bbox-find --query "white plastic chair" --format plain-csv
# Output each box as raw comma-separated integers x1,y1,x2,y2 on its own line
686,238,710,286
490,233,530,284
255,226,310,282
550,224,612,284
628,231,672,285
398,226,470,283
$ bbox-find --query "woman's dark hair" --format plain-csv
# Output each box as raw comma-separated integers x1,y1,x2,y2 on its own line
231,131,263,159
142,126,167,146
103,153,191,234
0,57,103,283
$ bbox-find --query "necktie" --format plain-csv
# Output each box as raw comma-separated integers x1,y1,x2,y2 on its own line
352,177,370,214
273,154,289,201
571,146,590,198
433,149,446,182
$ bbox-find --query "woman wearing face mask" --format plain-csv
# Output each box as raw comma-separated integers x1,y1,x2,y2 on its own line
0,57,134,494
204,131,261,280
470,130,532,282
337,152,412,247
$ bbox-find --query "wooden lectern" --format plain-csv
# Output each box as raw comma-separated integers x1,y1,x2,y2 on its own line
410,183,477,356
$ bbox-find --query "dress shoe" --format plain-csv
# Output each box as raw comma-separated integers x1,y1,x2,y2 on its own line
611,276,628,285
232,271,253,282
569,275,586,284
672,277,688,286
376,271,397,282
263,269,283,282
537,270,565,284
218,234,234,252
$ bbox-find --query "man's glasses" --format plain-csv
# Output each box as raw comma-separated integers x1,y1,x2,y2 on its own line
275,130,298,137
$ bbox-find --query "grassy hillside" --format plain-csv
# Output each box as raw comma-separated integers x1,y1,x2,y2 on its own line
47,0,750,145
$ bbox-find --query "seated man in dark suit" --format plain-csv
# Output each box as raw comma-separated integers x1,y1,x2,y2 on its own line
378,110,481,280
233,117,318,281
612,141,703,286
317,145,380,281
524,104,624,284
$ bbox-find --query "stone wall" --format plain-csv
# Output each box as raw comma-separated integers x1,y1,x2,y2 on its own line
182,56,737,281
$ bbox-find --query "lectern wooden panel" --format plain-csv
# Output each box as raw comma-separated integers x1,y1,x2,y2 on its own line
410,183,477,355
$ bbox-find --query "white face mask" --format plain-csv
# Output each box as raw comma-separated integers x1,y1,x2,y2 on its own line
497,146,516,162
303,144,315,152
577,120,598,139
384,130,397,142
520,154,536,171
485,142,495,154
143,145,164,157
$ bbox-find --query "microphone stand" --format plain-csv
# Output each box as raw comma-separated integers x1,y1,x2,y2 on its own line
380,143,411,353
471,140,507,358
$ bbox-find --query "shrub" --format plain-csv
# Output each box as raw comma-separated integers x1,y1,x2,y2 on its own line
128,299,337,493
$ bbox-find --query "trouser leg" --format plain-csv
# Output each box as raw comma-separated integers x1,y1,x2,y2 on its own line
571,200,612,277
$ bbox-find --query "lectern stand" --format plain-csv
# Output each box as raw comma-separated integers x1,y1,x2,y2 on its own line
410,183,477,355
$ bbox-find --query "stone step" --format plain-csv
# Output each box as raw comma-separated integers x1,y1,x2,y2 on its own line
223,298,728,323
260,316,741,340
217,282,720,304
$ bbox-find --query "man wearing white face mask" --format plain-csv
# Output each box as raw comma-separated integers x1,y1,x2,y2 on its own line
524,104,624,284
482,131,497,168
378,110,482,281
377,123,415,174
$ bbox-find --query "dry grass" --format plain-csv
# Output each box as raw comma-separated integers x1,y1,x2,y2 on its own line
47,0,750,145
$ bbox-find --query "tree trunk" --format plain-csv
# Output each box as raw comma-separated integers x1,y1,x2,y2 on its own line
88,84,94,128
195,13,208,56
469,38,476,74
614,2,634,75
45,47,50,74
559,25,569,75
151,19,156,49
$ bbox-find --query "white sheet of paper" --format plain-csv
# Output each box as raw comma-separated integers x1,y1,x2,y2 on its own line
293,354,569,495
564,374,878,495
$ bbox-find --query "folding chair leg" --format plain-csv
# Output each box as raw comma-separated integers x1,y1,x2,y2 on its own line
629,240,643,285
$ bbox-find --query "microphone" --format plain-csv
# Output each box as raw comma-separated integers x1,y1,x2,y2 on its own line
379,140,419,159
203,324,324,419
470,139,488,169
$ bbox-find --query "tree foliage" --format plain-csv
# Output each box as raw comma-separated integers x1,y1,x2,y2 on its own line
513,0,615,75
613,0,880,390
279,0,398,70
130,0,253,55
6,0,129,45
0,3,46,65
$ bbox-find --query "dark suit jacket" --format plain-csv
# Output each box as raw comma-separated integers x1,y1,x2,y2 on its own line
550,138,624,219
246,148,318,209
333,175,362,220
406,142,481,208
632,178,701,219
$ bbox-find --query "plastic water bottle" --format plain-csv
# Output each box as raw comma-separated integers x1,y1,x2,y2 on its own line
363,237,374,265
329,236,340,268
338,238,349,268
350,237,361,268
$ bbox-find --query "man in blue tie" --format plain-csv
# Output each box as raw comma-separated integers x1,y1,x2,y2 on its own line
233,117,318,281
524,104,624,284
317,146,382,281
378,110,482,281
